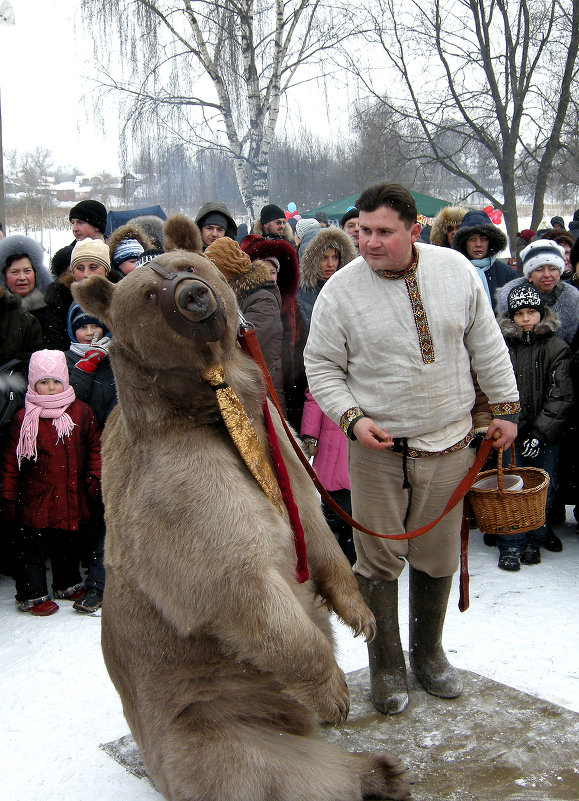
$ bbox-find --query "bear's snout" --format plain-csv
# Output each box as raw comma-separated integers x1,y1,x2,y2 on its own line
177,279,218,321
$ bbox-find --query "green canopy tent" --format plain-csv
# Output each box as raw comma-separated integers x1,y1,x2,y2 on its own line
303,189,451,222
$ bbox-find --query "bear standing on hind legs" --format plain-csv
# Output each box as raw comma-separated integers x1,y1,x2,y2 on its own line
72,214,411,801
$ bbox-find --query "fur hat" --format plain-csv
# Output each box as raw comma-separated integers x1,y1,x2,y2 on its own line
240,235,299,311
550,216,565,229
205,237,251,280
452,209,507,257
260,204,285,225
296,219,319,240
0,234,51,292
70,238,111,274
130,215,165,249
521,240,565,279
507,284,544,320
314,211,328,225
69,199,107,234
28,349,70,389
339,207,359,228
429,206,468,247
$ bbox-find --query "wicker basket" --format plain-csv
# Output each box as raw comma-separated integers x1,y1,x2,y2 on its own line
468,446,550,535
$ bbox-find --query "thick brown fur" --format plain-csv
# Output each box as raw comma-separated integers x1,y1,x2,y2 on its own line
71,214,410,801
429,206,468,247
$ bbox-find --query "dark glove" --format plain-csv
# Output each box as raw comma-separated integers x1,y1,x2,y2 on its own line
1,501,17,523
520,436,541,459
75,336,111,374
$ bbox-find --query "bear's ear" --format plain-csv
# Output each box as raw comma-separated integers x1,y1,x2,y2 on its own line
164,214,203,254
71,276,114,328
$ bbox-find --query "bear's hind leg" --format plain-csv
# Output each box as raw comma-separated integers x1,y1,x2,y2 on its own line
158,724,410,801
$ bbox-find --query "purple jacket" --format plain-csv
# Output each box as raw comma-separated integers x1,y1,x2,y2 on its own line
300,390,350,491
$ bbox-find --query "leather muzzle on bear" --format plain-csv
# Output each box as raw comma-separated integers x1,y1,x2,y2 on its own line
149,262,227,342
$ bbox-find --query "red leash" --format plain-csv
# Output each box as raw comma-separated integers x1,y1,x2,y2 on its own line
239,324,492,609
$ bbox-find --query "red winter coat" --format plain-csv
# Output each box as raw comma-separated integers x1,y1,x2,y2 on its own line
0,398,101,531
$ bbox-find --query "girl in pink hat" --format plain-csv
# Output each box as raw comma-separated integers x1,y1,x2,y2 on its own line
0,350,101,615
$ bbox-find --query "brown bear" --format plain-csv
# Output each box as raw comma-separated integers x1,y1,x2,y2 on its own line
72,215,410,801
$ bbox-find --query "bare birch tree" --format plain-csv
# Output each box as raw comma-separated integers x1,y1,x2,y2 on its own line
351,0,579,250
81,0,353,218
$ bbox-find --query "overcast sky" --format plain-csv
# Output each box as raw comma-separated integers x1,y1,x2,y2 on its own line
1,0,359,179
1,0,120,175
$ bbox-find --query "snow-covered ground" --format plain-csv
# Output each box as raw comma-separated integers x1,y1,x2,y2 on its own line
1,515,578,801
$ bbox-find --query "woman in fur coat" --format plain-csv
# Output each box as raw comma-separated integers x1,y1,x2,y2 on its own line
495,240,579,345
297,227,356,334
205,237,287,416
0,234,52,326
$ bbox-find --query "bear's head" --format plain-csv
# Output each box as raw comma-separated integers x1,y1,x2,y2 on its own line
72,214,240,374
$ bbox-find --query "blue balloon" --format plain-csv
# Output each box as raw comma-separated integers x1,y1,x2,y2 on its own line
288,202,296,213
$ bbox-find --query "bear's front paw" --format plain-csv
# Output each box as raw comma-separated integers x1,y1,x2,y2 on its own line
333,595,377,643
310,665,350,725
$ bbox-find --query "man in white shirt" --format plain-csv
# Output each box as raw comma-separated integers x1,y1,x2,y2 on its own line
305,182,519,715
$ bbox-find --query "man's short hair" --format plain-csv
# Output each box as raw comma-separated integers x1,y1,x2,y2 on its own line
356,183,417,227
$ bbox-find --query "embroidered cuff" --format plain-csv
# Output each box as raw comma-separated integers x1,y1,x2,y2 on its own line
490,401,520,416
490,400,520,424
340,406,365,439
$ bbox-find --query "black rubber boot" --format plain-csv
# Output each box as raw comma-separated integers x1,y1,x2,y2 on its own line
408,567,463,698
355,575,408,715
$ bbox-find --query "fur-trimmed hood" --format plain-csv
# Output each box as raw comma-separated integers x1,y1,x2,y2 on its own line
299,227,356,290
430,206,468,247
240,235,299,312
251,217,295,244
452,210,507,257
0,234,52,293
108,222,154,265
498,306,560,342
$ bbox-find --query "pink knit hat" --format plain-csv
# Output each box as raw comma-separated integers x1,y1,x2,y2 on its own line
28,350,70,391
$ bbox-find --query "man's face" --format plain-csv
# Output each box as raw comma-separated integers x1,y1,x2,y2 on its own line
359,207,420,272
344,217,359,245
262,218,285,237
71,218,101,241
201,224,226,247
465,233,489,260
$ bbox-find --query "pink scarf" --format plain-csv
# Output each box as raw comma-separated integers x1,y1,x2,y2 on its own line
16,350,77,466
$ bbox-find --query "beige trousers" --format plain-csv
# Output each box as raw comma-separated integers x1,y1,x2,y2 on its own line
348,441,474,581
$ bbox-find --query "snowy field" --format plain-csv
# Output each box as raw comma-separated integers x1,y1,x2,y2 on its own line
1,515,578,801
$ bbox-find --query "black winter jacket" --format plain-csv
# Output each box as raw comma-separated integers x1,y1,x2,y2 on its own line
0,287,43,367
499,310,573,446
